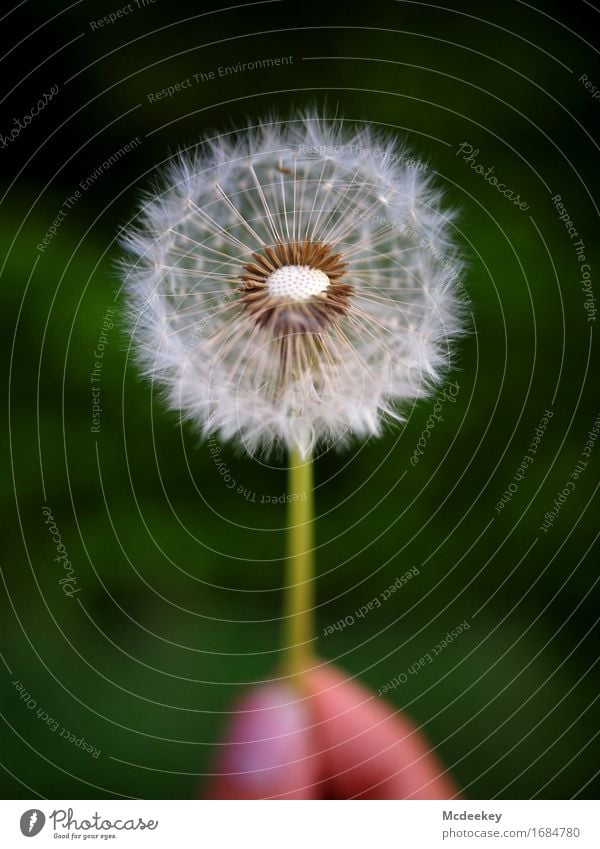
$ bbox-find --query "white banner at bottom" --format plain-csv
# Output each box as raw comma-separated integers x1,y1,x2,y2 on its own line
0,800,597,848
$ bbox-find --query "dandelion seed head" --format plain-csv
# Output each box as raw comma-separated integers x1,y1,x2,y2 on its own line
121,111,465,457
266,265,330,300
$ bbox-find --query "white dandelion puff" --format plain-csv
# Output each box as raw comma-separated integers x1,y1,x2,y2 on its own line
121,112,465,458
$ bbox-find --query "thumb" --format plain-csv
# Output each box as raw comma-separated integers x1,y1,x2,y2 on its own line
206,682,317,799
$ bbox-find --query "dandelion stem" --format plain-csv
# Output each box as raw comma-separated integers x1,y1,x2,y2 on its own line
282,446,315,678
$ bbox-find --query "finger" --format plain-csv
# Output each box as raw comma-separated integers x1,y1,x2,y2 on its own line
304,663,458,799
206,682,317,799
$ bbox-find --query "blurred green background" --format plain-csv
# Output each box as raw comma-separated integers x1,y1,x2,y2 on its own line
1,0,599,799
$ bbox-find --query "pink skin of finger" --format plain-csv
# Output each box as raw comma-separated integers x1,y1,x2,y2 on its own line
207,663,458,800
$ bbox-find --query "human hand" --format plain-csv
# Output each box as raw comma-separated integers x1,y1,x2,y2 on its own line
206,662,458,799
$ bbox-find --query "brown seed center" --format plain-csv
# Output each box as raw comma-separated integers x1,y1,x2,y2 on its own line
238,240,352,335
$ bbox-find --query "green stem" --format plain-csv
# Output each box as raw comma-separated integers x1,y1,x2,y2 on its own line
282,446,315,678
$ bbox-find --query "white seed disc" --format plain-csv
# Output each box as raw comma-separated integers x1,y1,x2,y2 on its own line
266,264,330,301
